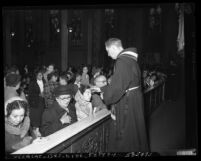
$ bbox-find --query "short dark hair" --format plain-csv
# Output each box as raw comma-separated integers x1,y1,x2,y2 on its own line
5,73,21,87
47,71,59,81
79,84,90,95
59,72,68,81
105,38,122,48
47,64,55,69
75,72,81,78
34,68,44,78
7,65,19,75
6,100,29,117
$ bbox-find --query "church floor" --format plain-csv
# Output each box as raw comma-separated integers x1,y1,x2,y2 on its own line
148,92,186,156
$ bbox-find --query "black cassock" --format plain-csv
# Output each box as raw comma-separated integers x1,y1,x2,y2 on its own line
101,48,149,152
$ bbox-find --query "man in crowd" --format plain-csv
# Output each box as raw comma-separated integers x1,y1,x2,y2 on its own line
4,73,27,102
40,85,77,137
43,71,59,108
91,75,107,112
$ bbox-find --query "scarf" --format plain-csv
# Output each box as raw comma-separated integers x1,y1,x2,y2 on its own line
74,90,92,119
5,116,30,138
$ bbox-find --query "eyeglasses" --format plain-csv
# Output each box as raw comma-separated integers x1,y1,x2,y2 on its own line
96,80,107,83
59,97,71,101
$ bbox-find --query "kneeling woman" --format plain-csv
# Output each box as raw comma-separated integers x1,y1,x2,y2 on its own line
74,84,93,121
5,97,33,153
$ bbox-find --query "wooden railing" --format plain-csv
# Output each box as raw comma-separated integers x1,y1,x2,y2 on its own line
12,109,111,154
144,81,165,117
12,81,165,154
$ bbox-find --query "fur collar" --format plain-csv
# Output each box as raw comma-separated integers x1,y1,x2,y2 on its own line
5,116,30,138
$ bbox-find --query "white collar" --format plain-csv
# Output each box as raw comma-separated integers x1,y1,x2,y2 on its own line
37,79,43,83
120,51,138,58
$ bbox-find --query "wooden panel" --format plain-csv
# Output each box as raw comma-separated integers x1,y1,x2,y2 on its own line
47,114,111,153
144,81,165,116
71,124,104,153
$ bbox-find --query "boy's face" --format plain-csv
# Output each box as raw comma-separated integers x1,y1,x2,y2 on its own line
83,89,91,102
47,65,54,73
59,77,67,85
37,72,43,80
76,75,81,82
83,67,88,73
52,76,58,82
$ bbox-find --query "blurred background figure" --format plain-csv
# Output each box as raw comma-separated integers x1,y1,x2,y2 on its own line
43,71,59,108
28,68,45,138
4,73,27,102
91,75,107,113
81,66,90,86
43,64,55,83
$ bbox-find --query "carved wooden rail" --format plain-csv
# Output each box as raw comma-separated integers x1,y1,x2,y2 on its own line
12,81,165,154
12,109,111,154
144,81,165,117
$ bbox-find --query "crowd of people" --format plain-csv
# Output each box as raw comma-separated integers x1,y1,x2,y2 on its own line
4,63,112,153
5,38,176,154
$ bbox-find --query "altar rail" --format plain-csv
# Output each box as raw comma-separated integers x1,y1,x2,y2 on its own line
12,109,111,154
12,81,165,154
144,81,165,117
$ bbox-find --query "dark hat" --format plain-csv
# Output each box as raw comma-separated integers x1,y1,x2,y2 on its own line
5,73,21,87
54,85,73,97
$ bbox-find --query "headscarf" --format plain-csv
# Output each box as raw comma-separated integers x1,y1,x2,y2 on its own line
74,90,92,120
5,96,30,138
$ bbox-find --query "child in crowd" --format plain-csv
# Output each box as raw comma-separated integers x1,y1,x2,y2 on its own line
90,68,102,86
81,66,90,86
74,84,93,121
59,72,68,86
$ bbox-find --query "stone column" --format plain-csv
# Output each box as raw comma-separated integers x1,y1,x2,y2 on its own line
18,11,25,65
92,10,103,66
61,10,69,71
87,10,93,66
4,11,12,66
43,10,49,50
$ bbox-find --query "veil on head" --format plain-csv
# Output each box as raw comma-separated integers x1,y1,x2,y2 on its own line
4,97,24,116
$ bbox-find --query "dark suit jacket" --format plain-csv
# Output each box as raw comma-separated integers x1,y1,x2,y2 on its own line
40,101,77,137
28,80,45,127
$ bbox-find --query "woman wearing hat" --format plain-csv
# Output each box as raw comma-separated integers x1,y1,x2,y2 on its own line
40,85,77,137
